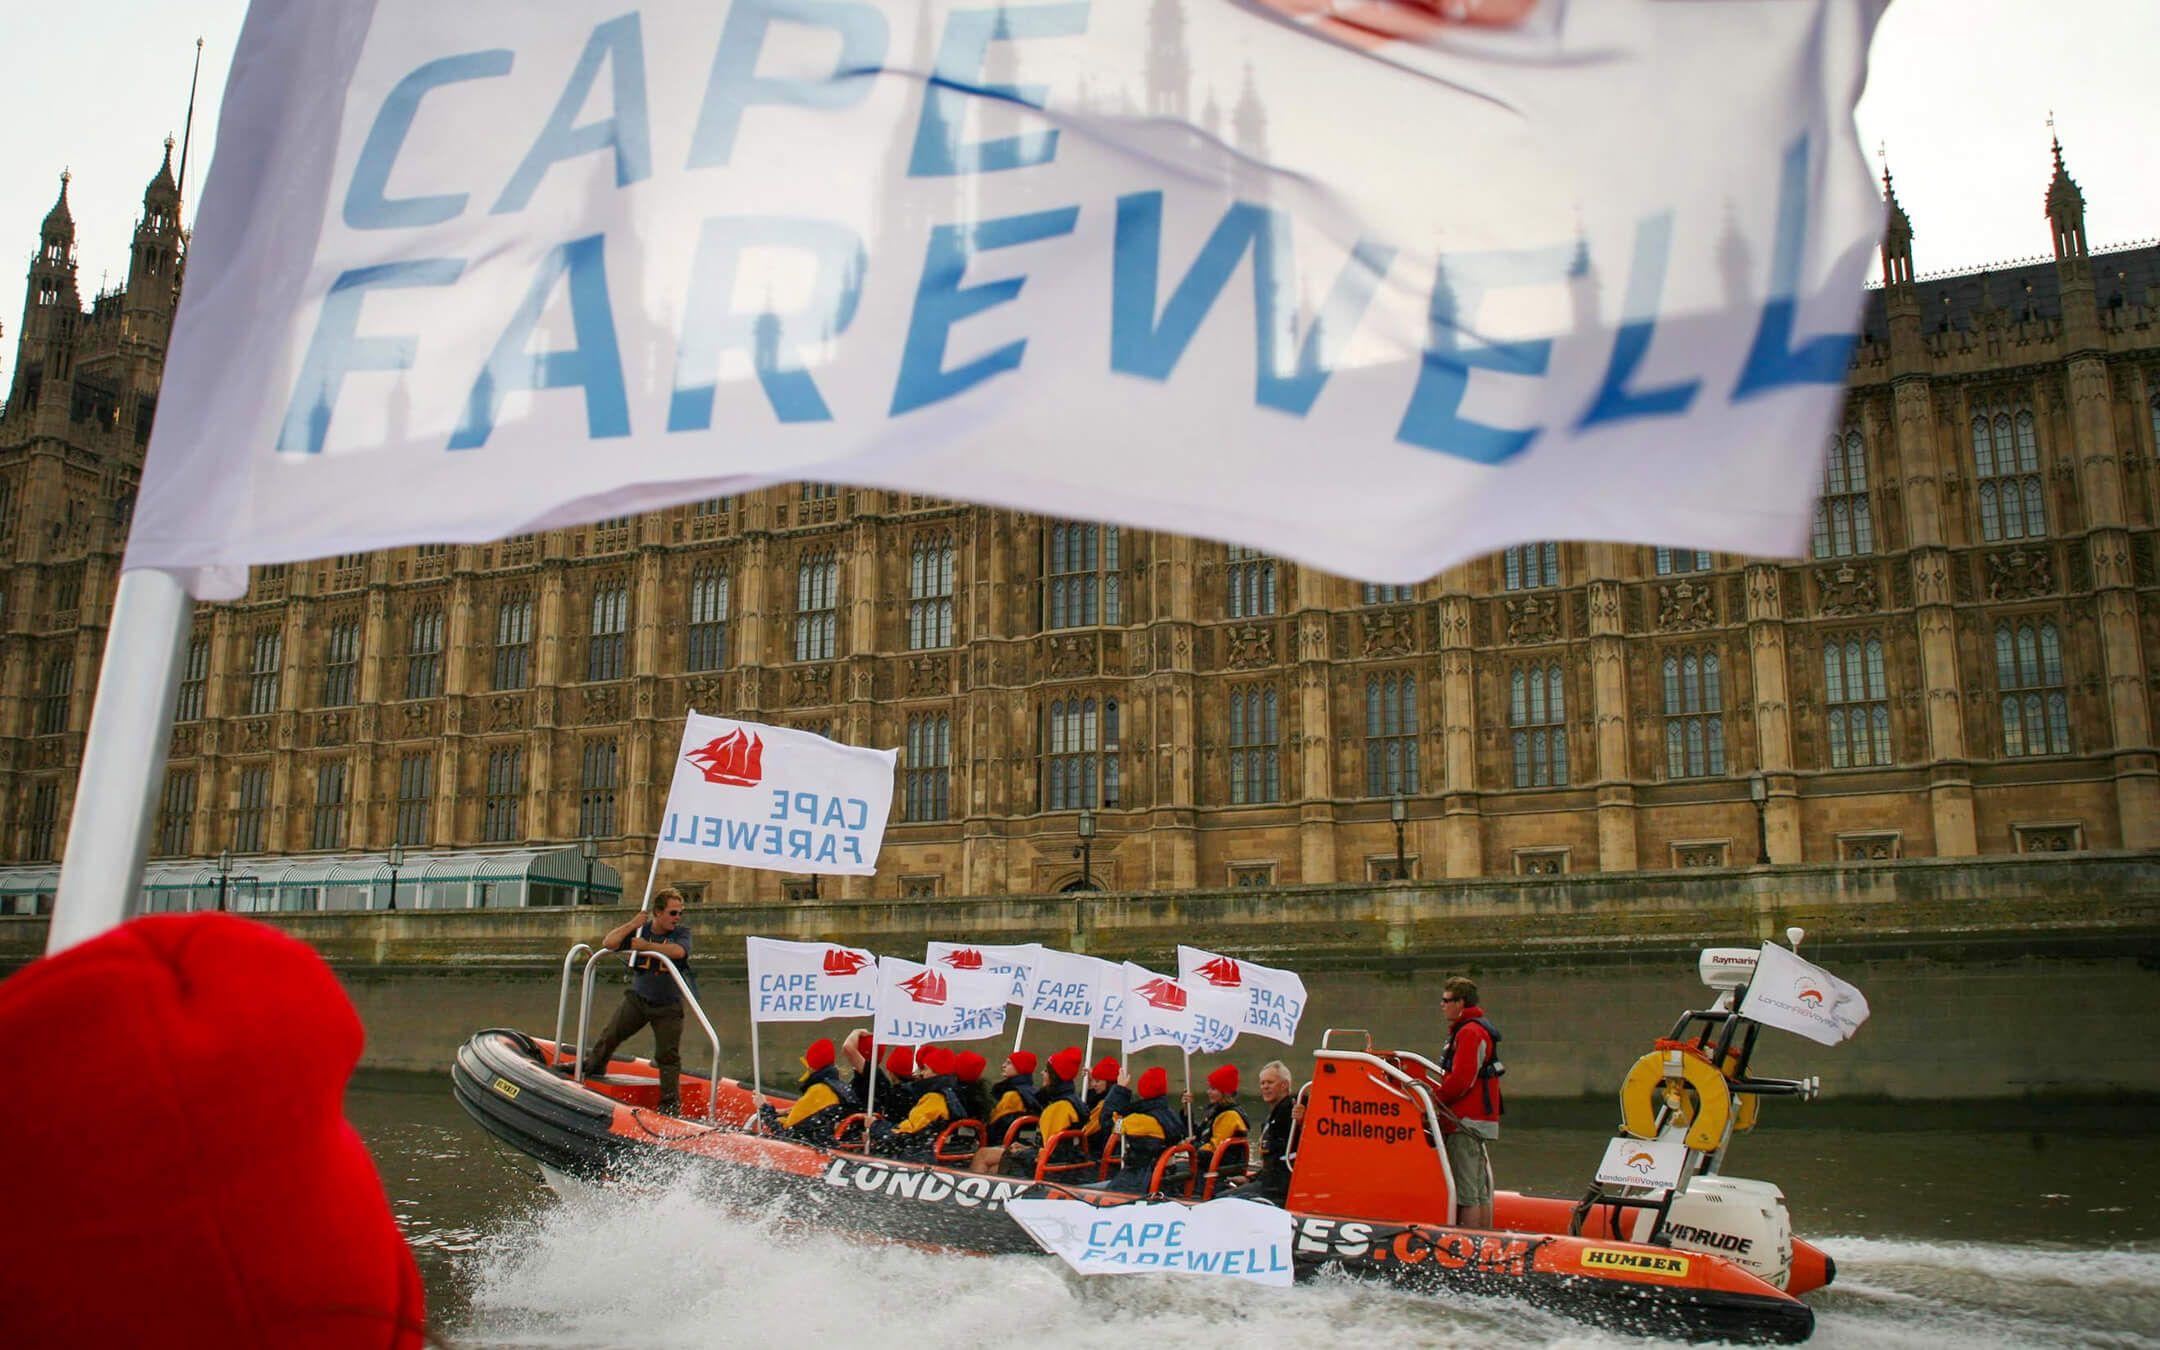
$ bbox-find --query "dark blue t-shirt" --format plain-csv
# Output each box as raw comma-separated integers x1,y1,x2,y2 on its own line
630,920,694,1005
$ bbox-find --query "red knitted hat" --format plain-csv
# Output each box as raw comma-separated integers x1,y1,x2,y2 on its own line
1007,1051,1038,1076
0,913,425,1347
921,1046,957,1076
1049,1047,1084,1080
955,1051,988,1083
1137,1066,1170,1098
845,1030,874,1065
804,1037,836,1071
1091,1056,1122,1084
1208,1063,1239,1094
886,1046,915,1077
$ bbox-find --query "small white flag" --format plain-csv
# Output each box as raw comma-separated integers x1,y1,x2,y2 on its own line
1120,963,1240,1056
926,941,1044,1006
874,956,1010,1045
1006,1197,1293,1287
657,714,895,877
1738,942,1871,1046
1176,946,1308,1046
744,937,878,1023
1022,948,1122,1030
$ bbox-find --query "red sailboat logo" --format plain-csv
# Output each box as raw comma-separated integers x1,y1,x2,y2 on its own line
823,949,868,977
900,970,948,1006
684,727,763,786
1134,977,1189,1012
941,949,985,970
1198,956,1243,988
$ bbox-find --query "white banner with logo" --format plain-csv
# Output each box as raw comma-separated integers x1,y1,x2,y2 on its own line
1120,963,1240,1056
1737,942,1870,1046
1176,945,1307,1046
926,941,1043,1006
1023,948,1122,1030
745,936,878,1022
1594,1131,1690,1193
1007,1197,1292,1287
874,955,1010,1045
129,0,1884,600
655,713,895,876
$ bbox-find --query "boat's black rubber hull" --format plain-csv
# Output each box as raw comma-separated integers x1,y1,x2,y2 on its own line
450,1031,1812,1344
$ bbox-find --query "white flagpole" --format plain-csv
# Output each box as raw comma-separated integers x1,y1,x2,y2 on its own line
1013,1007,1030,1056
1183,1050,1194,1140
48,568,193,955
747,986,764,1130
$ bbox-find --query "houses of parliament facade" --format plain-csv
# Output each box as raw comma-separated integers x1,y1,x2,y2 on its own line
4,135,2159,904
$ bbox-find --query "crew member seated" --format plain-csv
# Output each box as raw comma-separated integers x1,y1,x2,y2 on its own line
1079,1057,1131,1159
985,1051,1042,1134
980,1045,1083,1176
1095,1066,1185,1193
954,1051,994,1125
756,1037,859,1146
1199,1063,1249,1150
1220,1059,1297,1204
872,1046,966,1160
875,1046,920,1120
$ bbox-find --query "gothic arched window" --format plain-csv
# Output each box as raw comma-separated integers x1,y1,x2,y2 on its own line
1972,402,2046,542
1996,618,2070,757
1510,663,1569,788
1813,430,1874,558
1661,648,1725,779
1823,635,1891,768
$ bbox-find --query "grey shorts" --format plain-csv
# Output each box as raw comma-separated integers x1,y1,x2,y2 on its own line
1444,1129,1492,1208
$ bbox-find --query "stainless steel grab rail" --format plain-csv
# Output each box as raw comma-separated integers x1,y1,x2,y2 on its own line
572,945,725,1121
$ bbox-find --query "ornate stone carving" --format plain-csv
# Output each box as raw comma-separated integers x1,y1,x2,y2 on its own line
1503,596,1559,645
788,665,833,706
1048,634,1095,678
1225,623,1274,670
1985,547,2054,601
1911,552,1951,608
1673,841,1728,868
905,654,950,698
170,725,198,757
315,710,349,747
481,693,521,733
1815,563,1879,617
1655,581,1715,632
682,676,725,714
581,684,624,725
1360,609,1414,659
2014,824,2081,854
239,716,274,751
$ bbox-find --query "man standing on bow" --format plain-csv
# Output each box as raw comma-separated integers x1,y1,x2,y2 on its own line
580,888,695,1114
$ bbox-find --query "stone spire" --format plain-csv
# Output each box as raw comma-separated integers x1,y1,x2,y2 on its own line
2044,118,2086,260
1879,152,1914,286
41,170,74,248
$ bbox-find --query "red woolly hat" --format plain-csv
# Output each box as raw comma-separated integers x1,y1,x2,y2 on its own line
1091,1056,1122,1084
804,1037,836,1071
0,913,425,1347
1049,1047,1084,1080
1208,1063,1240,1094
1007,1050,1038,1076
920,1046,957,1076
1137,1066,1170,1099
886,1046,916,1077
955,1051,988,1083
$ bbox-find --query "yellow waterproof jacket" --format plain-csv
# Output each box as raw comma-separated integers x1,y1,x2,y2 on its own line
1206,1104,1248,1149
893,1080,961,1137
1038,1096,1081,1138
782,1079,845,1130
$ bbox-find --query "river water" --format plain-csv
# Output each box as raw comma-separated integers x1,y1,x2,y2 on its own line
354,1074,2160,1348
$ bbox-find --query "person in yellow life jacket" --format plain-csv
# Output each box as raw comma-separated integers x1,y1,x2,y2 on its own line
1097,1066,1186,1193
954,1050,994,1125
1079,1057,1131,1160
756,1037,860,1146
981,1045,1087,1177
985,1051,1042,1136
873,1045,966,1160
1199,1062,1249,1151
876,1045,920,1121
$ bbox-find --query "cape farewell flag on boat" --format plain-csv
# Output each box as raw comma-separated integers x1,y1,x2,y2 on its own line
746,937,878,1022
875,956,1010,1044
657,714,896,877
1738,942,1870,1047
1024,948,1122,1030
1177,946,1308,1045
926,941,1044,1006
126,0,1885,599
1120,963,1240,1056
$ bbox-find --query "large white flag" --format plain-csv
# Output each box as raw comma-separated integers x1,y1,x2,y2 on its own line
745,936,878,1022
1738,942,1870,1046
1121,963,1240,1056
129,0,1884,599
1177,946,1308,1046
926,941,1044,1006
874,956,1010,1045
656,714,895,877
1023,948,1121,1030
1007,1197,1293,1287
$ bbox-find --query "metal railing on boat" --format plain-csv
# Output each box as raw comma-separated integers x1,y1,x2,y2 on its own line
559,943,725,1121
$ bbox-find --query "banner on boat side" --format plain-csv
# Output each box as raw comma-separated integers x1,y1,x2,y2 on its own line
1594,1131,1689,1193
1176,945,1307,1046
926,941,1044,1006
1120,963,1240,1056
874,956,1010,1044
1023,948,1122,1031
746,936,878,1022
1006,1197,1293,1287
656,714,895,877
1737,942,1870,1046
127,0,1886,600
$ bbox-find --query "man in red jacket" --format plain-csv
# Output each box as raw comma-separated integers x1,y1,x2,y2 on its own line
1435,975,1502,1229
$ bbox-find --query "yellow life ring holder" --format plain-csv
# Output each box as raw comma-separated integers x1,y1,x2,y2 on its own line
1722,1048,1761,1134
1618,1040,1734,1152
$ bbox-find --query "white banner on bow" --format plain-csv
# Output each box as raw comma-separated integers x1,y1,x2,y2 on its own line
874,955,1010,1045
1176,946,1307,1046
926,941,1044,1006
1738,942,1871,1047
1024,948,1122,1030
656,713,896,877
1120,963,1240,1056
745,936,878,1022
1007,1197,1293,1287
128,0,1885,600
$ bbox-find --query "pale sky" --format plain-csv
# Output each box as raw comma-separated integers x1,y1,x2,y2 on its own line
2,0,2156,397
